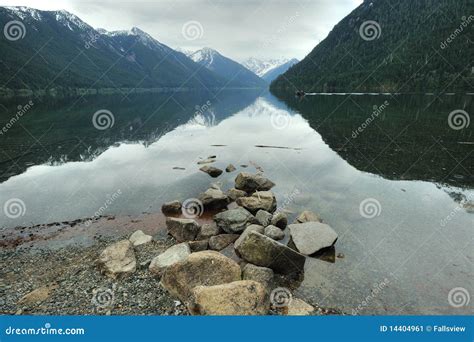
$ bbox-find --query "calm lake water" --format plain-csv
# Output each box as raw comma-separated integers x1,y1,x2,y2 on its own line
0,90,472,314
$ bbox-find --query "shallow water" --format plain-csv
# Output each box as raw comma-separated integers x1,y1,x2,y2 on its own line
0,90,472,314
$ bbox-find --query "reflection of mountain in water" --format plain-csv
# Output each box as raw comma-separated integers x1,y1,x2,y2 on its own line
273,91,473,188
0,89,261,182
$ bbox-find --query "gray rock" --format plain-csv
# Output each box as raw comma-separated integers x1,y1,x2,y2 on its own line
235,231,305,275
288,222,338,255
161,200,182,215
188,239,209,252
227,188,247,201
234,224,264,250
161,251,241,302
197,158,216,165
200,165,223,178
271,212,288,229
242,263,274,288
149,243,191,276
236,191,277,214
264,225,285,240
166,217,201,242
209,234,240,251
197,222,221,239
235,172,275,193
98,240,136,279
198,188,229,210
214,207,256,233
295,210,322,223
255,210,272,227
190,280,267,315
129,230,153,246
225,164,236,172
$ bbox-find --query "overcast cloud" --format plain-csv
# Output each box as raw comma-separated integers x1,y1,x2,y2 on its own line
1,0,362,61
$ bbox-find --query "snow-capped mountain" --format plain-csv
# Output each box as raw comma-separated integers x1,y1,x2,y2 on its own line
242,58,293,77
190,48,266,88
261,58,299,83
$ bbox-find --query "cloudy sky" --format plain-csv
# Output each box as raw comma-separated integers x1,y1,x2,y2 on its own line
1,0,362,61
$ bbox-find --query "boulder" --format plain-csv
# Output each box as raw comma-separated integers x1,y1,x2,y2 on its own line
242,264,273,288
235,231,305,275
161,251,241,302
208,234,239,251
271,212,288,229
166,217,201,242
129,230,153,246
200,165,223,178
98,240,136,278
264,225,285,240
234,224,264,249
198,188,229,210
288,222,338,255
236,191,277,214
235,172,275,193
214,207,256,233
190,280,267,315
295,210,322,223
225,164,236,172
188,239,209,252
161,200,182,215
255,209,272,227
197,222,221,239
227,188,247,201
149,243,191,276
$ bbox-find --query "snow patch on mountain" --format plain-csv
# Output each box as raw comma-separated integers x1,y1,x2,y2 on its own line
242,57,296,77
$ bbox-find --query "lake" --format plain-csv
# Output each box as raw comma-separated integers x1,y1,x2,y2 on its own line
0,90,472,314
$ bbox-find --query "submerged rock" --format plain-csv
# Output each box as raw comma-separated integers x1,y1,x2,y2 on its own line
242,264,274,288
129,230,153,246
214,207,256,233
149,243,191,276
98,240,136,279
288,222,338,255
209,234,239,251
161,251,241,302
235,172,275,193
166,217,201,242
198,188,229,210
200,165,223,178
271,212,288,229
197,158,216,165
255,209,272,227
234,224,264,249
161,200,182,215
190,280,267,315
225,164,236,172
264,225,285,240
235,231,305,275
236,191,277,214
295,210,322,223
227,188,247,201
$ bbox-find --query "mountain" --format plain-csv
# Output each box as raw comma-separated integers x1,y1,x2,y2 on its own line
243,58,297,78
0,6,225,91
190,48,267,88
271,0,473,92
261,58,299,83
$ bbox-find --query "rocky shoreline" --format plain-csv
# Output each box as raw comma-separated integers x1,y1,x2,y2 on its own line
0,164,343,316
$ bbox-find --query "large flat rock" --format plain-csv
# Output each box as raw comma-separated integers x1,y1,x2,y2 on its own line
288,222,338,255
